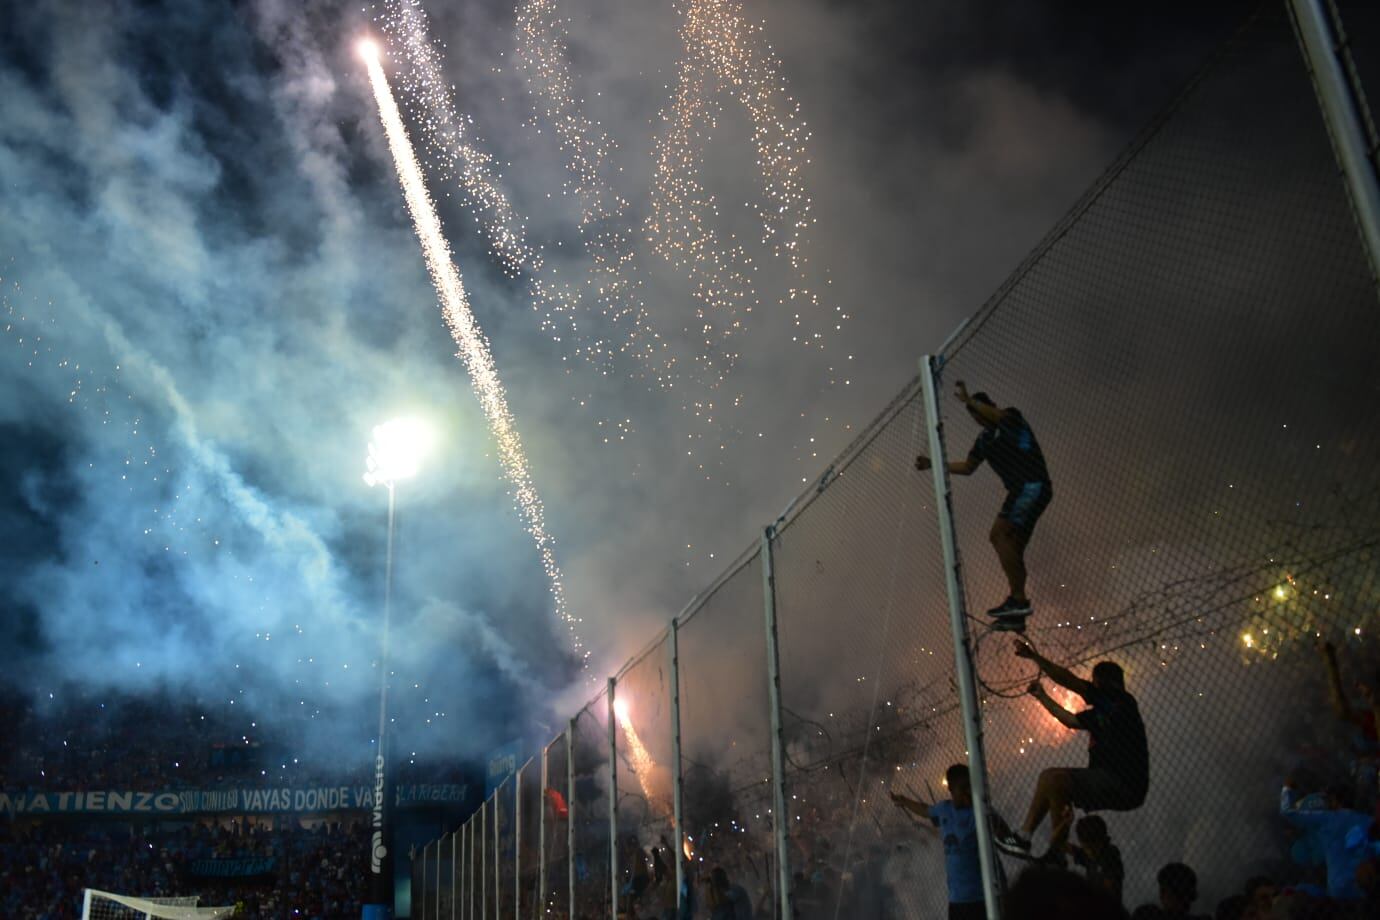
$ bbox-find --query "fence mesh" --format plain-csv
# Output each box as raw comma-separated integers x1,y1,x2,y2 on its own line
495,776,516,918
676,550,779,917
519,756,541,916
422,839,435,920
438,833,453,920
772,383,972,919
614,634,677,915
413,4,1380,918
542,733,571,916
933,3,1380,913
572,697,612,917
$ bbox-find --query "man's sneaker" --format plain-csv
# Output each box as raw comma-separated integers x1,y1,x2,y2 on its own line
993,830,1032,858
987,596,1033,618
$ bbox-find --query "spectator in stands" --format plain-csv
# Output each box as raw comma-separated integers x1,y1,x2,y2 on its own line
1279,778,1371,901
1068,814,1124,906
914,380,1052,626
994,641,1148,860
1004,864,1126,920
1130,862,1209,920
890,763,1001,920
706,865,753,920
1317,639,1380,813
1241,875,1276,918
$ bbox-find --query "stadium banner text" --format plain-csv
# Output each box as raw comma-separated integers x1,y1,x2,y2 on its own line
188,857,277,878
0,783,468,816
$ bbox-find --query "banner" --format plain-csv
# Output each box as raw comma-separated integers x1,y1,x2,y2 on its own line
0,783,468,816
188,857,277,878
485,740,523,797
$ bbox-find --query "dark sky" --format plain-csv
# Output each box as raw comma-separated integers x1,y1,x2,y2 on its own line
0,0,1272,763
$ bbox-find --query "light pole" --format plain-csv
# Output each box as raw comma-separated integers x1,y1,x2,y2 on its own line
362,417,433,920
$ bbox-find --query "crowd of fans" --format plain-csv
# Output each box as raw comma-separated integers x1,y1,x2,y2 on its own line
562,636,1380,920
0,819,369,919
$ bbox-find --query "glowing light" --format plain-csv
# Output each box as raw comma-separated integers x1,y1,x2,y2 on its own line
613,695,655,799
1242,632,1254,648
1273,585,1288,601
362,51,587,662
363,417,433,487
357,38,380,63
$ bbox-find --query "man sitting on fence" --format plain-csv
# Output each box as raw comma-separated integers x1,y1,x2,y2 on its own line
993,640,1148,860
915,380,1052,627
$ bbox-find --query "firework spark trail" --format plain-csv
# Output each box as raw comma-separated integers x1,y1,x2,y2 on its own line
648,0,847,366
613,697,657,800
513,0,667,380
381,0,667,385
362,44,588,665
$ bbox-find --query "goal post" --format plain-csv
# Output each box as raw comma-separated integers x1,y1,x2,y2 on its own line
80,889,235,920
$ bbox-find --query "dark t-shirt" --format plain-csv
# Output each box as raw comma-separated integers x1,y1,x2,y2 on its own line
1075,688,1149,796
967,409,1050,491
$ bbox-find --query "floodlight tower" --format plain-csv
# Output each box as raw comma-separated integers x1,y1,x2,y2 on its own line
362,417,433,920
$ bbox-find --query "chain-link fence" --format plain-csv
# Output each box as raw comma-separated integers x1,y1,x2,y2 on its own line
414,2,1380,916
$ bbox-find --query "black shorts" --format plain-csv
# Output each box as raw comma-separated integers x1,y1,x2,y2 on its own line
998,481,1052,537
1069,767,1146,812
950,902,986,920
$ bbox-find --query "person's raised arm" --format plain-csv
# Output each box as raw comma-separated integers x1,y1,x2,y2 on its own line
955,380,1005,426
1278,781,1329,829
915,454,980,476
888,791,931,820
1015,640,1094,698
1317,640,1357,723
1029,680,1083,730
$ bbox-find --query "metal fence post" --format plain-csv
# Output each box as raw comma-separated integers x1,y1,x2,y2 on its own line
760,528,793,920
457,821,464,920
515,765,524,920
470,818,477,920
922,354,1005,920
670,616,686,917
567,719,577,920
607,678,620,920
540,743,549,920
436,836,443,920
495,785,502,920
482,797,489,920
1288,0,1380,292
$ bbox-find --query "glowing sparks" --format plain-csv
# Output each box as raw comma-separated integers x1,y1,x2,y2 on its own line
362,51,587,663
613,696,656,799
647,0,844,377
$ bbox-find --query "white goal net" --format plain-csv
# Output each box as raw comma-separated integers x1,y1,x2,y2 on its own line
81,889,235,919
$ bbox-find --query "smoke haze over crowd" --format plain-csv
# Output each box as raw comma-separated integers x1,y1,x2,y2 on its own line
0,0,1256,767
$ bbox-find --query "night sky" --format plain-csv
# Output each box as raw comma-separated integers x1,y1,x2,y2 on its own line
0,0,1269,764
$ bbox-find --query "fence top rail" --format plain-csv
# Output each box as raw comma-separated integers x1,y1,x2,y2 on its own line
613,624,672,681
675,542,762,631
542,732,565,755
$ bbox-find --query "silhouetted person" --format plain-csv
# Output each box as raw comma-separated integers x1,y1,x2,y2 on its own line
1068,815,1124,907
706,865,752,920
1004,865,1127,920
995,641,1148,859
890,763,1002,920
1132,862,1209,919
915,381,1052,626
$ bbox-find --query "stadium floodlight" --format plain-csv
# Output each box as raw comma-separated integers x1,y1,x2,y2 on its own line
363,417,433,488
362,416,433,920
